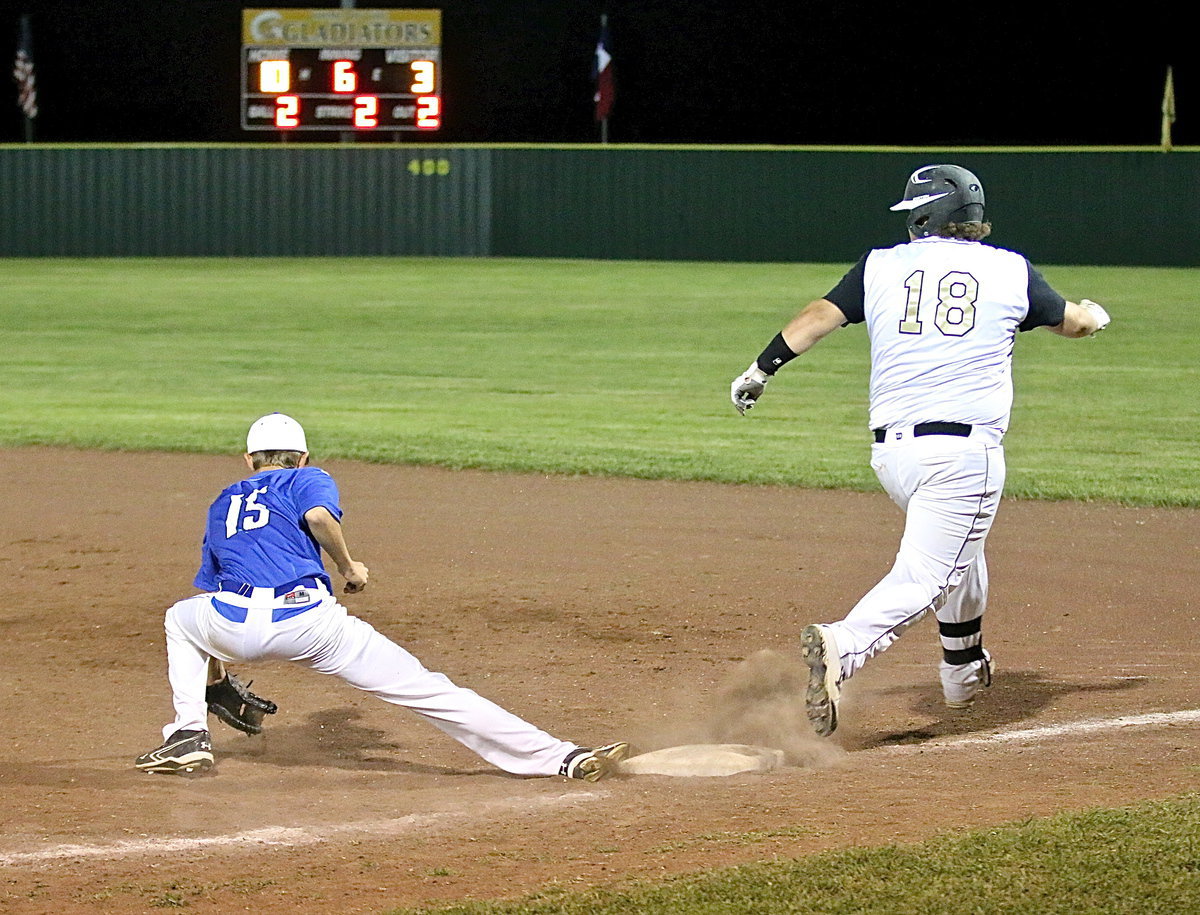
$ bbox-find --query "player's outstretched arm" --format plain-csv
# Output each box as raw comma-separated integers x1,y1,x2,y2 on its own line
779,299,850,353
731,299,848,415
1048,299,1111,338
304,506,370,593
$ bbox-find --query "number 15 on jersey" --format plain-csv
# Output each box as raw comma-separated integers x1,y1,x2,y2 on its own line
226,488,271,537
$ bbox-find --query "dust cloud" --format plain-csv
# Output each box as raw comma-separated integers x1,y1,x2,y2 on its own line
628,649,846,769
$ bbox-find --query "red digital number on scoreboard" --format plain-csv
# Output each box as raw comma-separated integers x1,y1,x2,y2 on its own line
249,56,441,131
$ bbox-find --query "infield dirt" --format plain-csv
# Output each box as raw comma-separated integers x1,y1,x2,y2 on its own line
1,448,1197,913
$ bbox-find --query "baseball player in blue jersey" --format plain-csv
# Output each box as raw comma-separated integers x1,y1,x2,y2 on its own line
136,412,628,779
731,164,1111,736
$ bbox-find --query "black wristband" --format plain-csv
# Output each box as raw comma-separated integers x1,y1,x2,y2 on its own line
755,332,798,375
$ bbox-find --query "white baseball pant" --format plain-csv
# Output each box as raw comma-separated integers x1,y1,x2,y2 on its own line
824,429,1005,683
161,584,578,775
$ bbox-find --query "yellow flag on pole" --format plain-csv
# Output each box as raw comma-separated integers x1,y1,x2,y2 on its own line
1161,66,1176,152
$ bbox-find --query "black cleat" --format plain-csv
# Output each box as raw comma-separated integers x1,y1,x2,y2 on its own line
135,729,214,775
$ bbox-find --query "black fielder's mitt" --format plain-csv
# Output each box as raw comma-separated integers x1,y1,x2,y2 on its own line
206,672,278,735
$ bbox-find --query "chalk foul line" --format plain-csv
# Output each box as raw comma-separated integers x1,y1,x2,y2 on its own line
0,791,599,868
5,709,1199,868
880,707,1200,754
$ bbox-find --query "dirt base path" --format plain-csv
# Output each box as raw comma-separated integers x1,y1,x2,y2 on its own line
1,449,1197,913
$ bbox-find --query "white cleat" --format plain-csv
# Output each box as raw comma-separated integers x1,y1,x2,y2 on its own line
942,649,995,709
560,742,630,782
801,624,842,737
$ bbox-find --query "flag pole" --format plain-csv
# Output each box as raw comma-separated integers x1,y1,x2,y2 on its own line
594,14,612,145
599,14,609,145
1161,65,1176,153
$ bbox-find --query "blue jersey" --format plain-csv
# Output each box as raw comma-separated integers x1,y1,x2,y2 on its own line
194,466,342,592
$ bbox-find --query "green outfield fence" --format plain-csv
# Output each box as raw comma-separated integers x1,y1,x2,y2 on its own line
1,144,1197,265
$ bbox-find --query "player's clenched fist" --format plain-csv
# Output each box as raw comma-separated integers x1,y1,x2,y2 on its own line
1079,299,1111,334
731,362,770,415
341,560,369,593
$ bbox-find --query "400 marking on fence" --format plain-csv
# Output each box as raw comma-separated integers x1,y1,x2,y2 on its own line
408,158,451,176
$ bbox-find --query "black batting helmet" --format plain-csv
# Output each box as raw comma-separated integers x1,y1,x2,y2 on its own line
889,164,985,238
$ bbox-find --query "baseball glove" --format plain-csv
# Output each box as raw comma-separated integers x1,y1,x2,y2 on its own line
206,672,277,735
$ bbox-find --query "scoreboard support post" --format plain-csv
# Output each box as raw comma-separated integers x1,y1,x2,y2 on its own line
341,0,354,146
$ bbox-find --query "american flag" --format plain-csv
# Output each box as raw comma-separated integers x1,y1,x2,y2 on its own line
13,14,37,120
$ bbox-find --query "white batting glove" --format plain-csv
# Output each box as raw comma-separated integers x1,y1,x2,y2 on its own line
731,362,770,415
1079,299,1111,335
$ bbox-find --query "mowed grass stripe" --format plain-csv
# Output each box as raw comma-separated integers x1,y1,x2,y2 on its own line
0,257,1195,505
388,795,1200,915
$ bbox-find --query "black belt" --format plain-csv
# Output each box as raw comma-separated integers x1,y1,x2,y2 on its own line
873,422,971,443
217,576,322,598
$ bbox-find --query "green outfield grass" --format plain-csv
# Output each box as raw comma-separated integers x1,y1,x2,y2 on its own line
0,257,1193,505
388,795,1200,914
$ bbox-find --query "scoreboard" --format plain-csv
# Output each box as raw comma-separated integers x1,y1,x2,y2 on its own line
241,8,441,132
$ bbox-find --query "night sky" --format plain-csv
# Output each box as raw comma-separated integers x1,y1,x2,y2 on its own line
0,0,1190,146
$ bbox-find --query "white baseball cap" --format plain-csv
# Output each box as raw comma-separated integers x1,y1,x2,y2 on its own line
246,412,308,453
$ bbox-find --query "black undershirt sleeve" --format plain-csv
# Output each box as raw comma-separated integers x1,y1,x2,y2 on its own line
823,253,869,324
1019,263,1067,331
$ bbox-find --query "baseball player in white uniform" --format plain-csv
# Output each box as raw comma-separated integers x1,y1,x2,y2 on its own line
730,164,1110,736
136,412,628,779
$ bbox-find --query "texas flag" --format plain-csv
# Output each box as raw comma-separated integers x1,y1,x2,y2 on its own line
593,18,614,122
